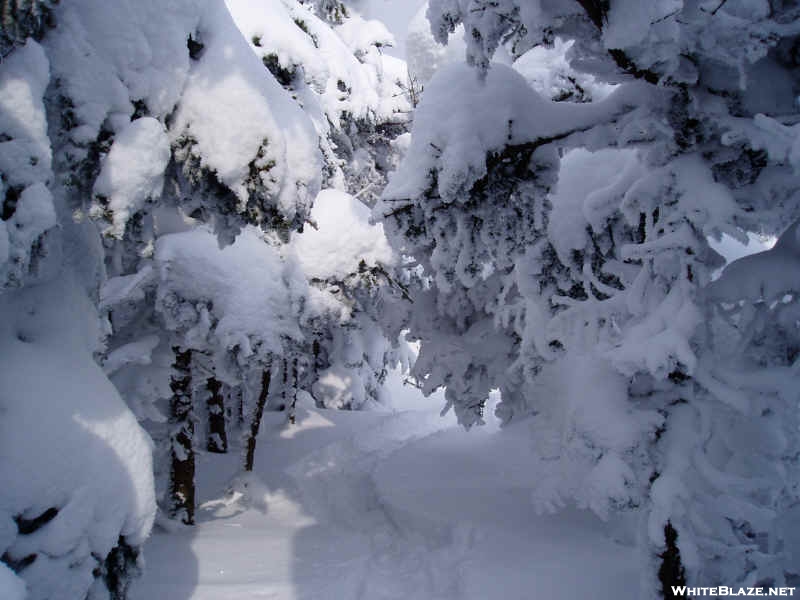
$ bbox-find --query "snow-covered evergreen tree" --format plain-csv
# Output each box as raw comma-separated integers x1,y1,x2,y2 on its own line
377,0,800,594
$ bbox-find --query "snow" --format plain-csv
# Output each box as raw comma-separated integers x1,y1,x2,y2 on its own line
406,1,466,85
171,0,322,220
226,0,405,128
548,148,642,262
0,275,155,600
707,217,800,303
1,183,58,288
0,40,51,190
0,564,26,600
361,0,426,58
43,0,322,223
513,39,616,102
8,184,57,253
292,189,394,281
43,0,199,140
0,39,57,290
155,227,304,357
379,61,651,207
92,117,170,239
131,384,637,600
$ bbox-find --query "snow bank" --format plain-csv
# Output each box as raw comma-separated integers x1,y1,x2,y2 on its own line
0,564,26,600
0,276,155,599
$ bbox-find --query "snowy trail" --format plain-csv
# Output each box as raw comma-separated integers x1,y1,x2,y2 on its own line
132,401,638,600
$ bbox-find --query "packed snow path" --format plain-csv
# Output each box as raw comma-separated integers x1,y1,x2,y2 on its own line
132,397,638,600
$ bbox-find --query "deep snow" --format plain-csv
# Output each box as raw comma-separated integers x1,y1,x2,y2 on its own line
131,374,638,600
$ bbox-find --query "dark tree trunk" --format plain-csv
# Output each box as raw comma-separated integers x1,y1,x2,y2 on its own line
280,358,289,410
205,377,228,453
236,386,244,428
312,338,321,376
288,357,299,425
574,0,609,30
101,536,140,600
659,521,689,599
244,366,271,472
169,347,195,525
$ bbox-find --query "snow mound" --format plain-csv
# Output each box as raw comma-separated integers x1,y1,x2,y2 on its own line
0,564,25,600
0,276,155,600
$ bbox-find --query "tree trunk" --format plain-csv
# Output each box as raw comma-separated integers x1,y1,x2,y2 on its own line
205,377,228,453
244,366,271,472
169,347,195,525
235,386,244,428
288,357,299,425
280,358,289,410
658,521,688,599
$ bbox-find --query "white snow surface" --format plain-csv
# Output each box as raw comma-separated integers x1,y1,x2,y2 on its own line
0,564,26,600
292,189,394,281
131,382,637,600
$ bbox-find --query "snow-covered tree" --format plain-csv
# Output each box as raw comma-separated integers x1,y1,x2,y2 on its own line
0,31,156,600
292,189,407,411
377,0,800,594
226,0,410,206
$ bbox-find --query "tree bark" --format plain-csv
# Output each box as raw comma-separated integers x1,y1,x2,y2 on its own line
658,521,688,599
573,0,609,30
169,346,195,525
205,377,228,453
288,357,299,425
244,366,271,472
